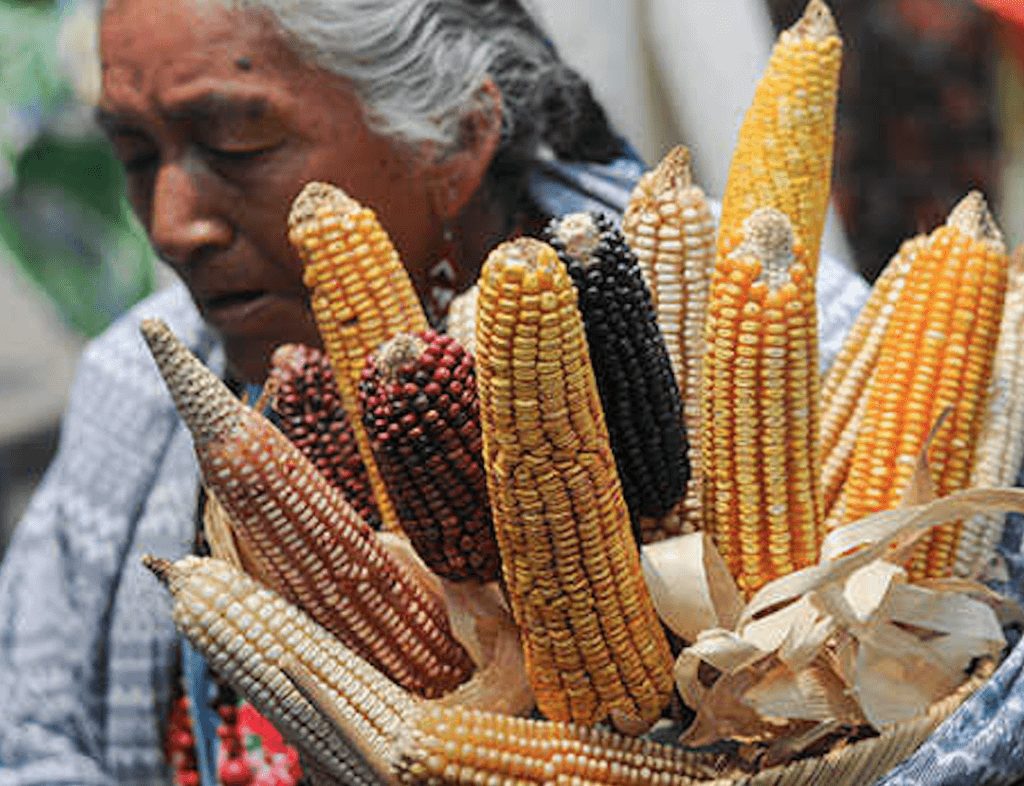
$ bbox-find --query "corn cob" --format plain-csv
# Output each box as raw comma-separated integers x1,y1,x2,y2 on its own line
833,193,1008,579
446,284,479,357
718,0,842,268
288,182,430,532
702,208,823,596
269,343,381,530
545,212,690,539
360,329,500,582
141,319,473,697
955,247,1024,578
396,704,727,785
475,237,674,733
819,236,926,517
143,555,410,786
622,146,717,535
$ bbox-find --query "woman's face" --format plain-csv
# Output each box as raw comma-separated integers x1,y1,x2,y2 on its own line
99,0,441,381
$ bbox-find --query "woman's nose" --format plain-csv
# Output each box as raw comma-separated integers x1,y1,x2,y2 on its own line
149,160,232,268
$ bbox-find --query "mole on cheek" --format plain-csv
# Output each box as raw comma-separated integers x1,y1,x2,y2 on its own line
235,57,253,71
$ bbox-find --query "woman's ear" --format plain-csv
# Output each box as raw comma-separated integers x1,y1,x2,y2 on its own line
429,78,503,221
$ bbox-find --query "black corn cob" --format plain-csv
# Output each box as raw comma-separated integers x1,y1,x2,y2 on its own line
544,212,690,533
359,330,500,582
269,344,381,529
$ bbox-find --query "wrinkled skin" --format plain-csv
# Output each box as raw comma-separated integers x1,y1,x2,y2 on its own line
99,0,501,381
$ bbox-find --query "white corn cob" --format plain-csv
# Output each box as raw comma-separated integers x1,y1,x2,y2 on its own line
144,554,410,785
623,146,717,532
446,284,479,357
954,246,1024,577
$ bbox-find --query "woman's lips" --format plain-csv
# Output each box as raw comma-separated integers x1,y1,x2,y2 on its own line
199,290,274,331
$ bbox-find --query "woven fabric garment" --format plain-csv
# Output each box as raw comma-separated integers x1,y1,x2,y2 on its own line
0,152,870,784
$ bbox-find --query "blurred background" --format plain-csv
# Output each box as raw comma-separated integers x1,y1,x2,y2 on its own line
0,0,1021,555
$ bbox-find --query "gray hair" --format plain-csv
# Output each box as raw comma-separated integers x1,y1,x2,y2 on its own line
235,0,621,169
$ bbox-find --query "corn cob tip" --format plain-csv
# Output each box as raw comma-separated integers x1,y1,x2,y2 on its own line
140,317,243,443
288,181,360,232
482,237,560,285
374,332,428,382
650,145,693,192
1012,244,1024,276
270,343,309,376
792,0,838,41
947,191,1005,251
548,212,603,263
732,208,796,290
141,554,173,585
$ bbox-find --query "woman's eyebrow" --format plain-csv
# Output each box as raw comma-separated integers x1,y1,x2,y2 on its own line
163,93,271,124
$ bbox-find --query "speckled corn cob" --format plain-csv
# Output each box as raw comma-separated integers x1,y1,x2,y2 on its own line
834,193,1009,580
718,0,842,267
396,705,726,785
475,237,674,733
288,182,430,532
954,247,1024,578
141,319,473,698
702,209,823,596
143,555,410,786
360,330,500,582
819,236,926,518
269,343,381,529
622,146,717,535
446,285,479,357
545,212,690,540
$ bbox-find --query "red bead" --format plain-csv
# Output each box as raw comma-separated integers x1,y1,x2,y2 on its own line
176,770,201,786
169,730,194,752
219,757,253,786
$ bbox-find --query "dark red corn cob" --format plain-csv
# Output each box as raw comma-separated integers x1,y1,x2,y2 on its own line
359,330,500,583
269,344,381,530
544,212,691,535
140,319,474,698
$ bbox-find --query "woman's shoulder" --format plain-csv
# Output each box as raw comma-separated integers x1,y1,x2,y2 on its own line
66,283,221,433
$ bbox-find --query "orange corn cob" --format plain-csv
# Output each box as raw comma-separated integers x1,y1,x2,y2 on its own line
288,182,430,532
954,247,1024,578
718,0,842,268
396,705,726,785
141,319,473,698
144,555,408,785
819,236,926,518
475,237,674,733
622,146,717,535
269,343,381,529
834,193,1009,580
360,330,500,582
702,208,823,596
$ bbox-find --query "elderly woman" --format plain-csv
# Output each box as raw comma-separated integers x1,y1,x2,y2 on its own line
0,1,870,784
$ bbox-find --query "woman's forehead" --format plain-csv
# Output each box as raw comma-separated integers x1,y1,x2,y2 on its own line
99,0,328,114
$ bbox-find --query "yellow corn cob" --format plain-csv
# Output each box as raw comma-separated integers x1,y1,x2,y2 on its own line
143,555,411,786
141,319,473,698
819,236,926,518
718,0,842,268
702,208,823,596
446,284,478,357
396,705,727,785
953,247,1024,578
622,146,717,536
475,237,673,733
288,182,430,532
835,193,1009,580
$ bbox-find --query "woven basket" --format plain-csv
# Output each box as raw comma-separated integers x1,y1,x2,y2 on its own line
670,660,995,785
